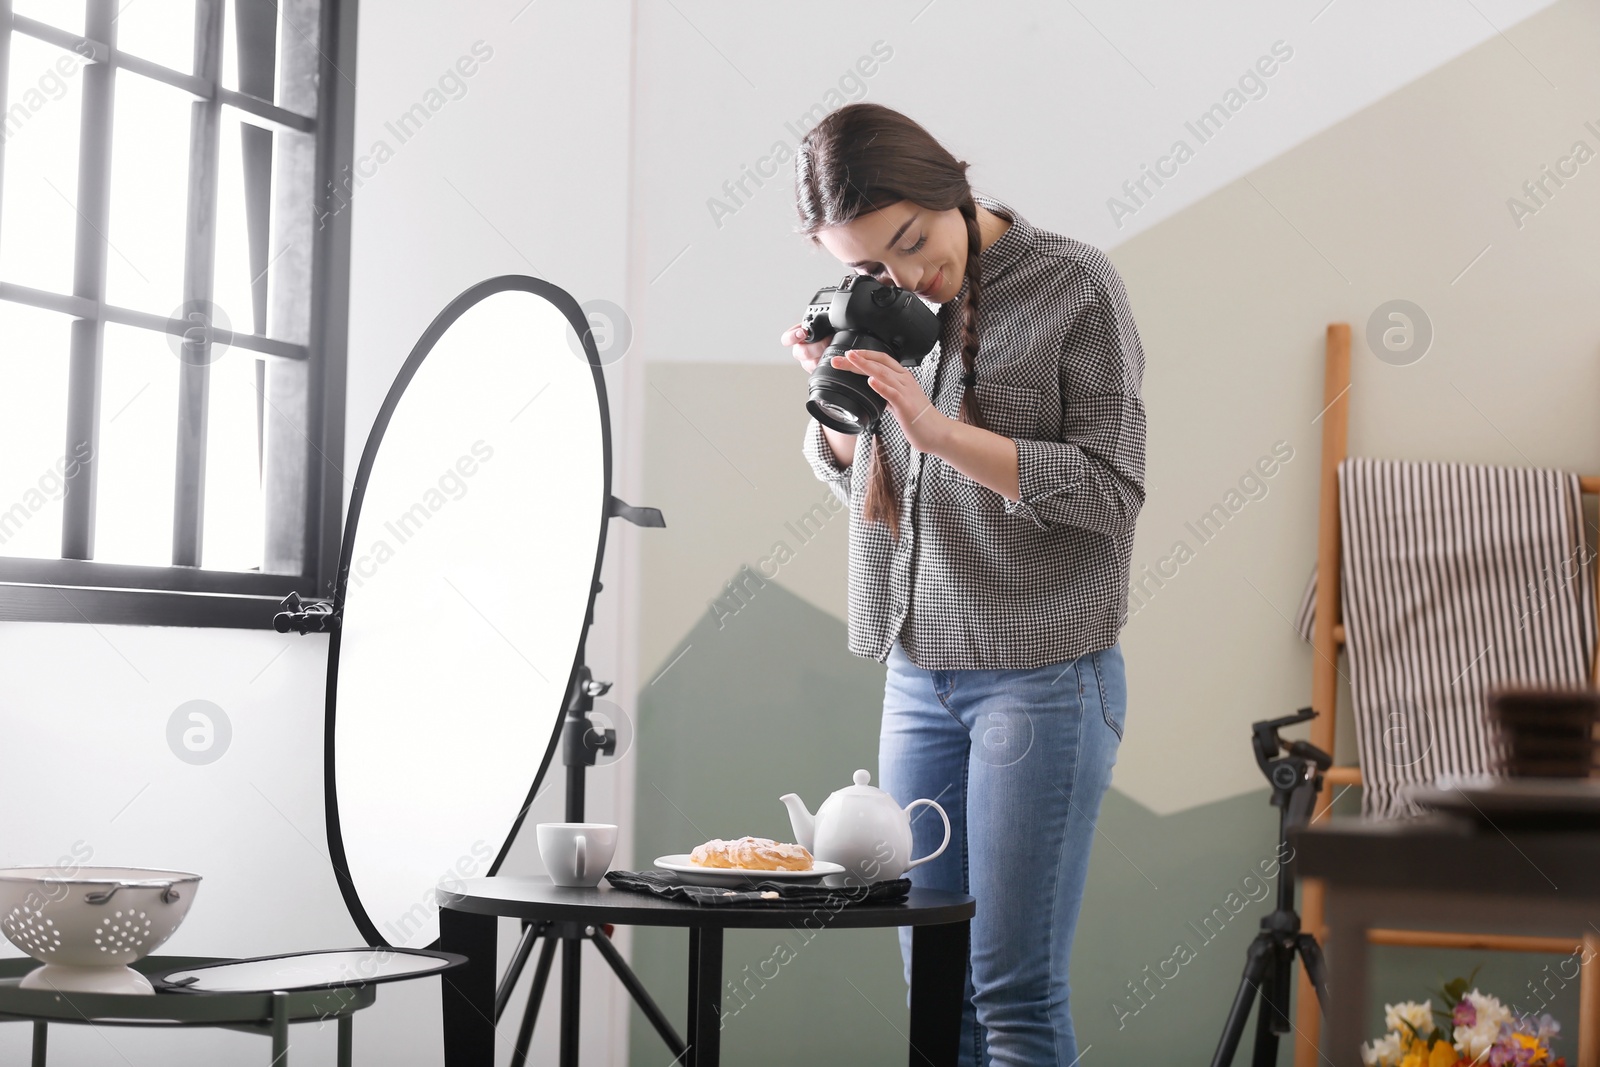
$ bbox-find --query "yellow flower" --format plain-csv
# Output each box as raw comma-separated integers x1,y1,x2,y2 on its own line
1428,1040,1459,1067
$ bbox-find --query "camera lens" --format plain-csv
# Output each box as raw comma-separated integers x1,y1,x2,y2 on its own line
817,400,862,428
806,346,885,435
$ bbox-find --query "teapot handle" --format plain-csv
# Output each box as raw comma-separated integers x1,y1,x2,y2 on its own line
903,799,951,871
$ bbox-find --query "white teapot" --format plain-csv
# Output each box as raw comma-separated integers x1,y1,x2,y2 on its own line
780,769,950,885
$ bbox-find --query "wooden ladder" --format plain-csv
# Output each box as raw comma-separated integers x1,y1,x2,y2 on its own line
1294,323,1600,1066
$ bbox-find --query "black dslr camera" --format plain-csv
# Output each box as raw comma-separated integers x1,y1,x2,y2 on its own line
799,274,940,434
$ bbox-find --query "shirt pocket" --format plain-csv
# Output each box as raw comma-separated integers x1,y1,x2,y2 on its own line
938,381,1042,486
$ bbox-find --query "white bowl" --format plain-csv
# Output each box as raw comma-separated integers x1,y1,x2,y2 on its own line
0,866,201,994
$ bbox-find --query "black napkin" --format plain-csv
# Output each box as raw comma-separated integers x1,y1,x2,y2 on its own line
605,869,911,907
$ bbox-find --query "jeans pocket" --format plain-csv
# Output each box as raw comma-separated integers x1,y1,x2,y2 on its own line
1094,648,1126,741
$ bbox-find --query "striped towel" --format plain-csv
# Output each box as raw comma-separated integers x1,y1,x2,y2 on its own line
1295,458,1597,819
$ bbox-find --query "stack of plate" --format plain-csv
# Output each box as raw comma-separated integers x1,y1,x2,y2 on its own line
1488,686,1600,778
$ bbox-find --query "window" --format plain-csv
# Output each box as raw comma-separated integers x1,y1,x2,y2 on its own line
0,0,355,627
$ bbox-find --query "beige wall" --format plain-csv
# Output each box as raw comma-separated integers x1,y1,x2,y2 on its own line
642,0,1600,817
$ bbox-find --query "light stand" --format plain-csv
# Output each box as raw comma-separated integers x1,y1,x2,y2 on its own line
492,495,688,1067
1209,707,1334,1067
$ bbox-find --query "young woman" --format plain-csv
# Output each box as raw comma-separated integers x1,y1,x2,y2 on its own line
779,103,1148,1066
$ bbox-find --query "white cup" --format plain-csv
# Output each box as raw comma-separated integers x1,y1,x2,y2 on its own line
536,823,618,888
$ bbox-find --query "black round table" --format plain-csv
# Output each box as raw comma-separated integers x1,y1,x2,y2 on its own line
438,874,975,1067
0,955,377,1066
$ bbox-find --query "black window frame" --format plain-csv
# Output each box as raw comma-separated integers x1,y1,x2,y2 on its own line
0,0,357,629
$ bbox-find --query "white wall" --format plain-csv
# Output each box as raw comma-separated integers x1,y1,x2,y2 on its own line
633,0,1560,361
0,1,639,1064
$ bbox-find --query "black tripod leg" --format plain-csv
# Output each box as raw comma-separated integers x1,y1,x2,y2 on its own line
1210,933,1274,1067
1250,949,1284,1067
589,925,687,1060
560,936,583,1067
509,933,560,1067
497,921,545,1024
1295,932,1332,1017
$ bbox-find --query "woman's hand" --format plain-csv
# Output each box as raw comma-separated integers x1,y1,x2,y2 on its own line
834,349,953,455
780,324,830,374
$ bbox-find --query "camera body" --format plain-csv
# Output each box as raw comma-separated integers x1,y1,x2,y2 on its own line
800,274,940,434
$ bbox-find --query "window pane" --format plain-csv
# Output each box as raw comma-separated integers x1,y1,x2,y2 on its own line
222,0,237,93
0,35,88,296
13,1,84,34
204,109,266,572
214,111,259,334
105,72,189,315
201,345,264,571
95,322,178,565
221,0,278,98
113,0,195,76
0,304,74,559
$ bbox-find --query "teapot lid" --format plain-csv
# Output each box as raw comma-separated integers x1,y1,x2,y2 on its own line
841,768,883,795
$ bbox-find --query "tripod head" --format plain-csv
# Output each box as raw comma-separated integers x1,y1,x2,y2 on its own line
1252,707,1331,813
563,660,617,767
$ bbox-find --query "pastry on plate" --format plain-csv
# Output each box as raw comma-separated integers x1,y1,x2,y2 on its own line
689,836,813,871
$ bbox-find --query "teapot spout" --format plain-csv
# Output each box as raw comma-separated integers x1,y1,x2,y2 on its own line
778,793,815,852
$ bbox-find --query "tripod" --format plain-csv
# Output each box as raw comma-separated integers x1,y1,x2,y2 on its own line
1210,708,1334,1067
492,496,689,1067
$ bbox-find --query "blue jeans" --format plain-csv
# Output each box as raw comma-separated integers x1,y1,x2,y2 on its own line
878,638,1126,1067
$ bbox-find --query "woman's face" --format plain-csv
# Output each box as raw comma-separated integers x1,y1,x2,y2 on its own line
813,200,966,304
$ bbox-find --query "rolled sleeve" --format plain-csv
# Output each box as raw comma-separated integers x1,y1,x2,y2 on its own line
1002,397,1146,535
802,416,853,506
1001,260,1147,537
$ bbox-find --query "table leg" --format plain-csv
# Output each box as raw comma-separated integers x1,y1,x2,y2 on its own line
31,1021,45,1067
270,991,289,1066
441,907,499,1067
337,1013,353,1067
909,920,968,1067
1324,890,1370,1067
685,926,723,1067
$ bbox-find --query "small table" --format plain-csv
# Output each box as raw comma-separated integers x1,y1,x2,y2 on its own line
0,955,377,1066
1291,813,1600,1067
438,874,976,1067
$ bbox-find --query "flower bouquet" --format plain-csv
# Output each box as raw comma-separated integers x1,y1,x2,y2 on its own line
1361,968,1565,1066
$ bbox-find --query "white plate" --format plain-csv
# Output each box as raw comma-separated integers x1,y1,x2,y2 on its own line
651,855,845,888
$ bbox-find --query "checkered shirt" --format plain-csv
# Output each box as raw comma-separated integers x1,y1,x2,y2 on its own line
801,192,1148,670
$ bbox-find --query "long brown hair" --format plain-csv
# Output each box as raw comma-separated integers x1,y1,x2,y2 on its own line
793,103,987,543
